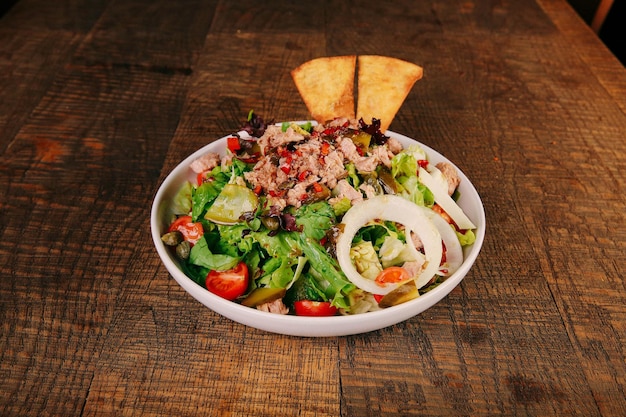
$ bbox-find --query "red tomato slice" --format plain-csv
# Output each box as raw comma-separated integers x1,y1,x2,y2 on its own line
293,300,338,317
168,215,204,245
206,262,249,301
375,266,410,286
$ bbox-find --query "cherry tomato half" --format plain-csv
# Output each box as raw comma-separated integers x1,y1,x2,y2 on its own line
205,262,249,301
293,300,338,317
168,215,204,245
375,266,410,286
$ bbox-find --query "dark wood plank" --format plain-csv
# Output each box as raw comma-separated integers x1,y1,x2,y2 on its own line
74,3,335,416
0,0,111,154
0,0,217,415
321,0,626,415
538,0,626,112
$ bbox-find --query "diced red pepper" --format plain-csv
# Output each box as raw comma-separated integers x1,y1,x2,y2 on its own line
298,170,310,182
279,154,293,174
320,141,331,155
312,182,323,193
417,159,429,168
227,137,241,152
278,146,291,158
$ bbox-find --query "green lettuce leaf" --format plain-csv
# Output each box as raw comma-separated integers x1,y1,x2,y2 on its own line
391,150,434,207
171,181,193,216
297,235,355,309
350,240,383,280
191,168,229,221
295,201,336,240
189,235,240,271
456,229,476,246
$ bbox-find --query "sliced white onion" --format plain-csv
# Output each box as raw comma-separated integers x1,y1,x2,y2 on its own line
420,207,463,279
237,130,252,139
336,195,442,295
418,167,476,230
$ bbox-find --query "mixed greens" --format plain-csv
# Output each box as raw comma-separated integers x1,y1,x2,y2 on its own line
161,112,476,316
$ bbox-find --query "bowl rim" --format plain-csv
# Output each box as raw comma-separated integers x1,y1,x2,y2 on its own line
150,124,486,337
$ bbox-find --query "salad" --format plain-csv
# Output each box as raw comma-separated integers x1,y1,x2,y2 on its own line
160,112,477,317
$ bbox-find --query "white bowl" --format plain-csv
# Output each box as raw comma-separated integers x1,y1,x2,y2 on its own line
151,126,485,337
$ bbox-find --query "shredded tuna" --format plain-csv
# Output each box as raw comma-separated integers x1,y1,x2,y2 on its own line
386,137,403,154
359,183,377,199
410,231,423,251
241,119,407,210
258,125,305,153
354,155,380,173
320,150,347,189
331,179,363,205
338,137,361,164
402,260,425,278
286,175,320,207
190,152,220,174
257,298,289,315
435,162,461,196
370,145,394,168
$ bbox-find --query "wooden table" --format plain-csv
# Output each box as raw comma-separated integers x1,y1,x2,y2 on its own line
2,0,625,415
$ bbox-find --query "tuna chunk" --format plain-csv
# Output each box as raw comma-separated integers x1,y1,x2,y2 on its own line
320,150,347,189
257,125,305,153
386,137,403,154
402,260,425,278
435,162,461,196
189,152,220,173
331,179,363,205
257,299,289,315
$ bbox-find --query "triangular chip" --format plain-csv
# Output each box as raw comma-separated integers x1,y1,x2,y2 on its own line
291,56,356,123
356,55,423,132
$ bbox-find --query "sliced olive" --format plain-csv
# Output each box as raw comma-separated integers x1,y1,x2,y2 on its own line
377,167,398,194
278,179,296,190
241,287,287,307
302,183,331,204
351,131,372,150
378,280,419,308
261,215,280,231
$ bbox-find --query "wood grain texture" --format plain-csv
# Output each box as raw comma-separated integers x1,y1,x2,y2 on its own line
1,0,625,416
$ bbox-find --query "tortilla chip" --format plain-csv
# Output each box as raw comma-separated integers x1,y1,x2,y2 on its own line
356,55,423,132
291,55,356,123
